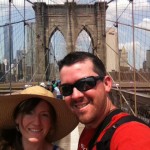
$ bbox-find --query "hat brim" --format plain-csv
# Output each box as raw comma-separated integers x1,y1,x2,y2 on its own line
0,94,79,142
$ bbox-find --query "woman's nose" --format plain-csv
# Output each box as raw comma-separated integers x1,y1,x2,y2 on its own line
33,115,41,125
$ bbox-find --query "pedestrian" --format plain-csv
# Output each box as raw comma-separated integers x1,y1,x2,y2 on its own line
46,81,54,92
53,81,63,100
40,82,47,88
58,51,150,150
0,85,78,150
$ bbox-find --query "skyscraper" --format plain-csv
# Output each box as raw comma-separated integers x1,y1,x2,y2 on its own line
16,50,23,80
0,28,4,64
119,46,129,71
106,27,119,72
146,50,150,72
4,24,13,66
26,22,35,66
25,22,36,80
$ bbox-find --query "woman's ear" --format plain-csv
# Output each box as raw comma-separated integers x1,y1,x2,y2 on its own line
15,115,21,132
15,114,20,124
15,118,19,124
104,75,112,92
16,123,20,132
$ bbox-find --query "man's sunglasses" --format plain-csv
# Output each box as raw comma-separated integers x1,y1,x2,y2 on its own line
60,76,104,96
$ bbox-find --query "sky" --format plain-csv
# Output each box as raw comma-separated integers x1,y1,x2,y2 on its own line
107,0,150,69
0,0,150,70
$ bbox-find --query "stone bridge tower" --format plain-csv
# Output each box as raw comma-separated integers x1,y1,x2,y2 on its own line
33,2,107,81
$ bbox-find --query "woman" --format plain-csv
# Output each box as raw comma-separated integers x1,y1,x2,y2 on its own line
0,86,78,150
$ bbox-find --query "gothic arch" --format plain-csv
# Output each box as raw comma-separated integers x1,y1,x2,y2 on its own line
33,1,107,81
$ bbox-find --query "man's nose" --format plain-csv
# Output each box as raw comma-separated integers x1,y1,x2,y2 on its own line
71,87,83,99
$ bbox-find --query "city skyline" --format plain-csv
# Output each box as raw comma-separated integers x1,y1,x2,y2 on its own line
0,0,149,71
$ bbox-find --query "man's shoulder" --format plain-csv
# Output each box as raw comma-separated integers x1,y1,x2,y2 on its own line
110,116,150,149
109,113,149,138
96,114,150,150
113,116,150,136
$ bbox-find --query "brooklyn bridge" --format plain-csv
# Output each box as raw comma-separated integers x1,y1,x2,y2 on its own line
0,0,150,149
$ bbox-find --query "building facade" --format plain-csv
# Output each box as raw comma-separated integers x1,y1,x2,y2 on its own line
146,49,150,72
25,22,36,81
119,46,129,71
4,24,13,66
106,27,119,72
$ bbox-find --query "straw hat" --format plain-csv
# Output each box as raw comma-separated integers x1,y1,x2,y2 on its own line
0,86,79,142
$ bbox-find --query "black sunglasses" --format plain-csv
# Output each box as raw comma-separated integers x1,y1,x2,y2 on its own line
60,76,104,96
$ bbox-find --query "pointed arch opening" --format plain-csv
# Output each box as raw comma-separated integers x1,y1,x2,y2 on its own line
75,29,93,53
48,29,67,79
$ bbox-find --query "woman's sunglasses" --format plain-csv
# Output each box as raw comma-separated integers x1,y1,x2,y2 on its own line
60,76,104,96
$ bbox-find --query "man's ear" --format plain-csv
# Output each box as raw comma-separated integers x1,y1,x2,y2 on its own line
104,75,112,92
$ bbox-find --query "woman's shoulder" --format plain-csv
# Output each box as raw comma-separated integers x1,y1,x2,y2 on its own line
0,139,14,150
53,145,64,150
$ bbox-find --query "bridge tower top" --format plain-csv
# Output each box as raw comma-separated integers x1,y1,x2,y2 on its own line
33,2,107,81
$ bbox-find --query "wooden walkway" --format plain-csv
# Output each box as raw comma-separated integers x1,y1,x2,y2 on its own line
56,123,84,150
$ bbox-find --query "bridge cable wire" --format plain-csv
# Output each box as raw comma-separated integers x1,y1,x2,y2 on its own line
28,48,49,84
85,0,150,116
105,0,150,84
95,51,136,115
1,1,52,84
0,0,149,120
106,39,150,82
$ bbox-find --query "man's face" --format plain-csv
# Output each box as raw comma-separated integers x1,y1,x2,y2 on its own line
60,59,112,128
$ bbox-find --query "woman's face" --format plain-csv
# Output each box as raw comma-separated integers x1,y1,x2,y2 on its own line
15,101,52,143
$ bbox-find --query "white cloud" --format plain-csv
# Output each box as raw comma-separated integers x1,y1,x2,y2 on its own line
136,18,150,30
107,0,150,20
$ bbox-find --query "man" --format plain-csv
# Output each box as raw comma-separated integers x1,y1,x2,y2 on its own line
58,51,150,150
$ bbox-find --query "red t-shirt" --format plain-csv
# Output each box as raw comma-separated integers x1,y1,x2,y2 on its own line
78,112,150,150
